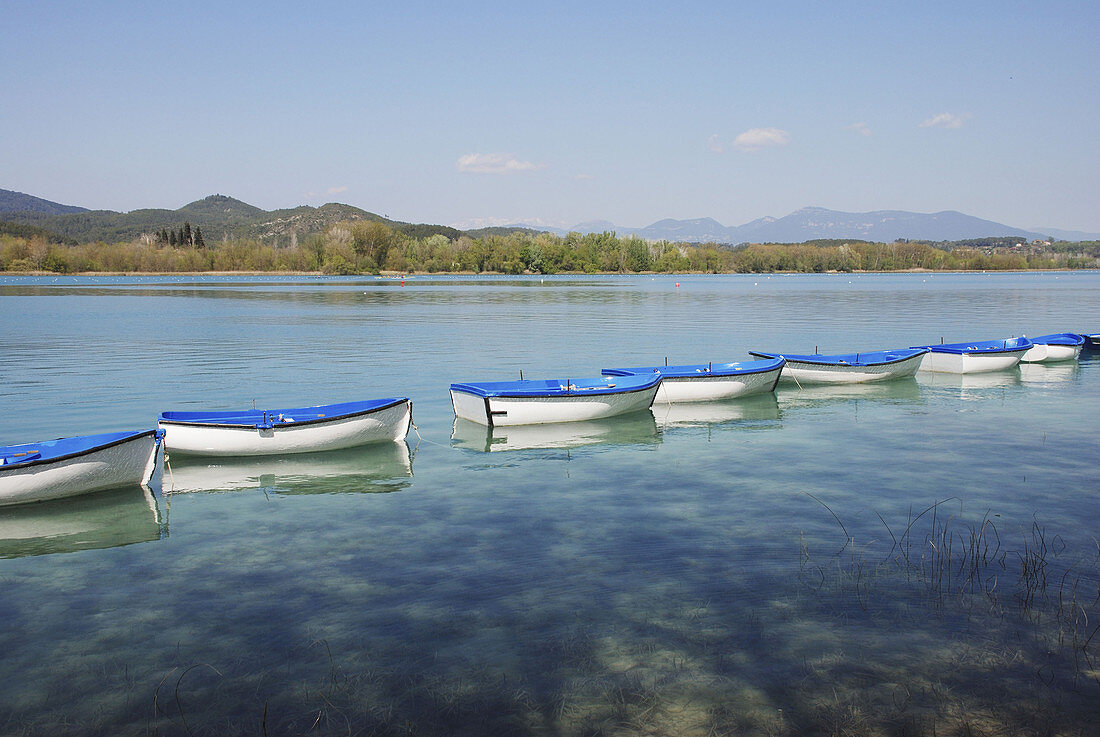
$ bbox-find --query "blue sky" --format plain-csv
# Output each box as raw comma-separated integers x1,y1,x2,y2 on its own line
4,0,1098,231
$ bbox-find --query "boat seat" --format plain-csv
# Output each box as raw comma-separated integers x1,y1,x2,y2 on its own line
1,451,41,466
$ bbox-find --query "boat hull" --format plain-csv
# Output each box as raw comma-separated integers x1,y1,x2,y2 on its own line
0,431,162,507
748,350,926,385
652,365,782,401
160,399,412,456
918,349,1028,374
1020,343,1082,363
777,353,924,385
451,384,659,426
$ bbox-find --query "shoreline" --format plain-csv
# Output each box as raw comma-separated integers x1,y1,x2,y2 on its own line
0,267,1092,278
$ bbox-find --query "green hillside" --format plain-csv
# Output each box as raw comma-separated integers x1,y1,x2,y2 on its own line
0,188,88,215
0,193,459,246
0,219,77,244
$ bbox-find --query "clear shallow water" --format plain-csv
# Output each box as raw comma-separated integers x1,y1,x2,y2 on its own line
1,272,1099,736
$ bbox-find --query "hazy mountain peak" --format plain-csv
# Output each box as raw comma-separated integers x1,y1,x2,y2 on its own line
570,220,619,233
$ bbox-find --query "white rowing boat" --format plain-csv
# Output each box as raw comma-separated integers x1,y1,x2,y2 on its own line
0,430,163,506
159,398,412,456
450,374,661,426
601,358,784,402
749,349,926,384
912,337,1032,374
1020,333,1084,363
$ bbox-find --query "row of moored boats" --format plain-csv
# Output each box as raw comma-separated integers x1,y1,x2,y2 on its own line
2,332,1095,507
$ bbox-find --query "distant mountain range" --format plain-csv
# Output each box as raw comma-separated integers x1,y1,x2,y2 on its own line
519,208,1100,244
3,188,1097,245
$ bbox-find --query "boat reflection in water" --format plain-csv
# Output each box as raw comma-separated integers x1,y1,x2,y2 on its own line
916,369,1022,399
776,377,924,409
649,393,781,429
166,441,413,495
0,485,166,559
451,410,660,453
1018,362,1079,385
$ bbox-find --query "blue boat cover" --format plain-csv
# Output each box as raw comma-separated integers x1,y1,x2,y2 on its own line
159,398,408,429
602,357,785,379
911,337,1033,354
1030,333,1085,346
0,430,157,468
450,373,660,398
747,348,926,367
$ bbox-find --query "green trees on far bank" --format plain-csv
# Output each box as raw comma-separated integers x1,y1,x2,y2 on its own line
1,222,1097,275
157,222,205,248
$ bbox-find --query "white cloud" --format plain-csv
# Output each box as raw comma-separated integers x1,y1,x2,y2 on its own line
919,112,972,129
456,153,544,174
847,122,872,137
574,173,594,180
706,134,724,153
327,185,348,195
733,127,791,151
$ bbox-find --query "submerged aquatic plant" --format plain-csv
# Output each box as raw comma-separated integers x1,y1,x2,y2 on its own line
800,497,1100,695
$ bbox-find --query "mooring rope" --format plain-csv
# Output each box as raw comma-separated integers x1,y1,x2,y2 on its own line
164,452,175,492
409,421,452,450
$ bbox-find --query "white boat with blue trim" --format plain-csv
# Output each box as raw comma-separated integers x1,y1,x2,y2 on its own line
601,358,784,402
912,337,1032,374
158,398,412,456
1020,333,1085,363
0,430,164,506
747,348,927,384
450,374,661,426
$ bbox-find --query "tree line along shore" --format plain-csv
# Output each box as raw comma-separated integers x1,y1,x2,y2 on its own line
1,220,1097,275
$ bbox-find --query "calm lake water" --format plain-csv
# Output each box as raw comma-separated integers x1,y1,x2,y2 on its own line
1,272,1098,736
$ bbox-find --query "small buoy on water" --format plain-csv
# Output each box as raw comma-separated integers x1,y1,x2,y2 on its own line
401,280,405,286
675,283,680,287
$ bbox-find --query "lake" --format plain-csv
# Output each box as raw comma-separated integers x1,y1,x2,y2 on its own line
1,272,1098,736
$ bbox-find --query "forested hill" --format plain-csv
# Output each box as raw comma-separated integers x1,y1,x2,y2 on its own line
0,189,88,216
0,192,460,245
